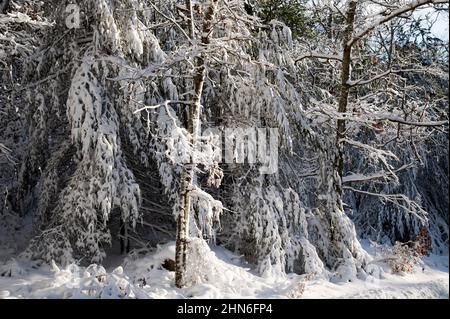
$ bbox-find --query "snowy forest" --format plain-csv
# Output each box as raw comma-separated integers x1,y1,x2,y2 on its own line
0,0,448,299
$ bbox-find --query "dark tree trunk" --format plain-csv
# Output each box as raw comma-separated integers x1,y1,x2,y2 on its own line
120,219,130,254
335,0,358,198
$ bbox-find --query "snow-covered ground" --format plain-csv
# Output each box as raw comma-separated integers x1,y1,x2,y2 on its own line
0,240,448,299
303,254,449,299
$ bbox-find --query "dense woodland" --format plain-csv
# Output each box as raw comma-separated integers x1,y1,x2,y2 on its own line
0,0,448,289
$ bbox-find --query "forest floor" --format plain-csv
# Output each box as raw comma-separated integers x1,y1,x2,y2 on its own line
0,236,448,299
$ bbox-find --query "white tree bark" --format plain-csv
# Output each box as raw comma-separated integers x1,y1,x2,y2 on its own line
175,0,218,289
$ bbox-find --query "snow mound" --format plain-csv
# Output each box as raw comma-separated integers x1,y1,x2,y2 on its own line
0,241,448,299
122,240,308,299
0,241,309,299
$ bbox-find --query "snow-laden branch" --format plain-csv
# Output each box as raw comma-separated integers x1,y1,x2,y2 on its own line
0,11,53,27
347,68,442,87
341,138,399,175
343,163,414,183
295,51,343,63
132,99,192,114
343,186,428,221
349,0,450,46
341,138,397,159
374,113,449,127
347,69,392,86
191,185,224,211
306,98,448,130
343,171,391,183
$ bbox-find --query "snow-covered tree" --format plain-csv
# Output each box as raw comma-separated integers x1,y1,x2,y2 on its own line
0,0,447,290
295,0,449,254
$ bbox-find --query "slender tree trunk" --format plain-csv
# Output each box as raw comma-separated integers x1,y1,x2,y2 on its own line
175,0,218,289
335,0,357,199
120,218,130,254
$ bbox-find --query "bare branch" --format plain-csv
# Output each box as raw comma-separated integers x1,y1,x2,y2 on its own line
349,0,450,46
347,68,435,86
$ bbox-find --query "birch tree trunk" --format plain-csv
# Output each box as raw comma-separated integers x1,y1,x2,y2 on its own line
175,0,218,289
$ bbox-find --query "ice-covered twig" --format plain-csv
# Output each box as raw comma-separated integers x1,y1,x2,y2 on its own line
132,99,192,113
295,51,343,63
